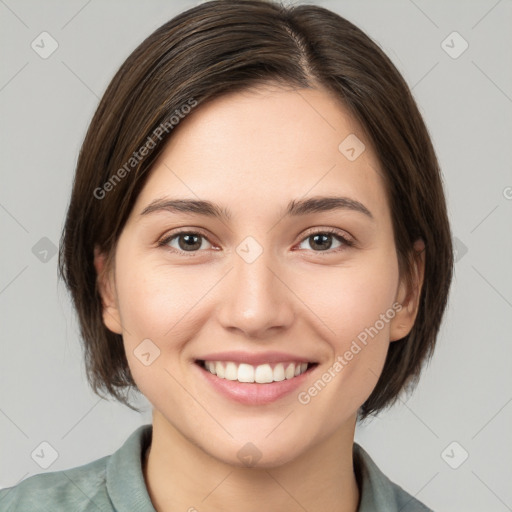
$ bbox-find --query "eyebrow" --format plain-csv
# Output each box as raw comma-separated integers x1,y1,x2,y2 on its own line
139,195,374,221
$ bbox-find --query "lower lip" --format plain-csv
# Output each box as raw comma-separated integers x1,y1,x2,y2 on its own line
195,362,316,405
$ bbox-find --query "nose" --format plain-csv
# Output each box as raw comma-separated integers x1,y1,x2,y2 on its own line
216,242,295,339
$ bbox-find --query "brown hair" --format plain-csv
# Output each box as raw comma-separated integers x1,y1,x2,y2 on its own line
58,0,453,420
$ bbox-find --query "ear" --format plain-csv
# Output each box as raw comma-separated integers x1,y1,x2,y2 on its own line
389,239,425,342
93,246,123,335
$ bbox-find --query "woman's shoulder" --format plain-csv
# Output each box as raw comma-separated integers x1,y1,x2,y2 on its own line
0,424,153,512
0,454,111,512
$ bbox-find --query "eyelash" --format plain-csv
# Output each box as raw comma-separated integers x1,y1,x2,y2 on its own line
157,227,355,257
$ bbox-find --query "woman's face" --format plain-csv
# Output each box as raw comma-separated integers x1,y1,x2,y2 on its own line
96,83,419,467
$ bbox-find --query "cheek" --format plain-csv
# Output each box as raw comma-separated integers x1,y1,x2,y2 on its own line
113,255,223,389
311,252,400,345
296,252,399,413
115,258,210,339
113,261,203,403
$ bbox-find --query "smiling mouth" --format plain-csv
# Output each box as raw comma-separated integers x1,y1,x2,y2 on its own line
195,359,318,384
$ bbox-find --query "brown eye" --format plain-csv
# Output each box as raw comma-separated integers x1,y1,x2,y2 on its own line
308,233,335,251
160,231,213,253
177,233,203,251
297,229,354,253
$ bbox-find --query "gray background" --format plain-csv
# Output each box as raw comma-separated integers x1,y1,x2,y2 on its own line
1,0,511,510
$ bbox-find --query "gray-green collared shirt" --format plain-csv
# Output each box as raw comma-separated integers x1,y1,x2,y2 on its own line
0,424,433,511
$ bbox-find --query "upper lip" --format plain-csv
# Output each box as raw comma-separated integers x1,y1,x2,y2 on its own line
195,351,316,366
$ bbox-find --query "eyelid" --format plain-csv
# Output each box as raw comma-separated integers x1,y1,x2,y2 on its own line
298,226,355,246
157,227,216,251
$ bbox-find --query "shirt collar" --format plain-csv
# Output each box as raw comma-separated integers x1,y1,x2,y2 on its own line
353,442,399,511
106,424,408,512
106,423,155,511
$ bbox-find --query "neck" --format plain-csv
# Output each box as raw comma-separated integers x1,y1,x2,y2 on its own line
142,410,360,512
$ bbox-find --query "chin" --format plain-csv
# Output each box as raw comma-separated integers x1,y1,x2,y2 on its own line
202,432,312,470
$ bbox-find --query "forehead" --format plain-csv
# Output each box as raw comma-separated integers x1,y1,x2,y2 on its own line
131,84,388,221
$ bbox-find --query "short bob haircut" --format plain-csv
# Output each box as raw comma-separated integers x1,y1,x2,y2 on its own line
58,0,453,421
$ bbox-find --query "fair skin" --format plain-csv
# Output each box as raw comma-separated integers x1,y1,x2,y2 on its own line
95,83,424,512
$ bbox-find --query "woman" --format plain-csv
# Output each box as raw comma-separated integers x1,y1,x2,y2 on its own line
0,1,452,510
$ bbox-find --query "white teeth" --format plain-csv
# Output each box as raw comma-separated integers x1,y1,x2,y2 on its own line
255,364,273,383
215,361,225,378
284,363,295,380
238,363,254,383
225,362,238,380
273,363,285,381
202,360,310,383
